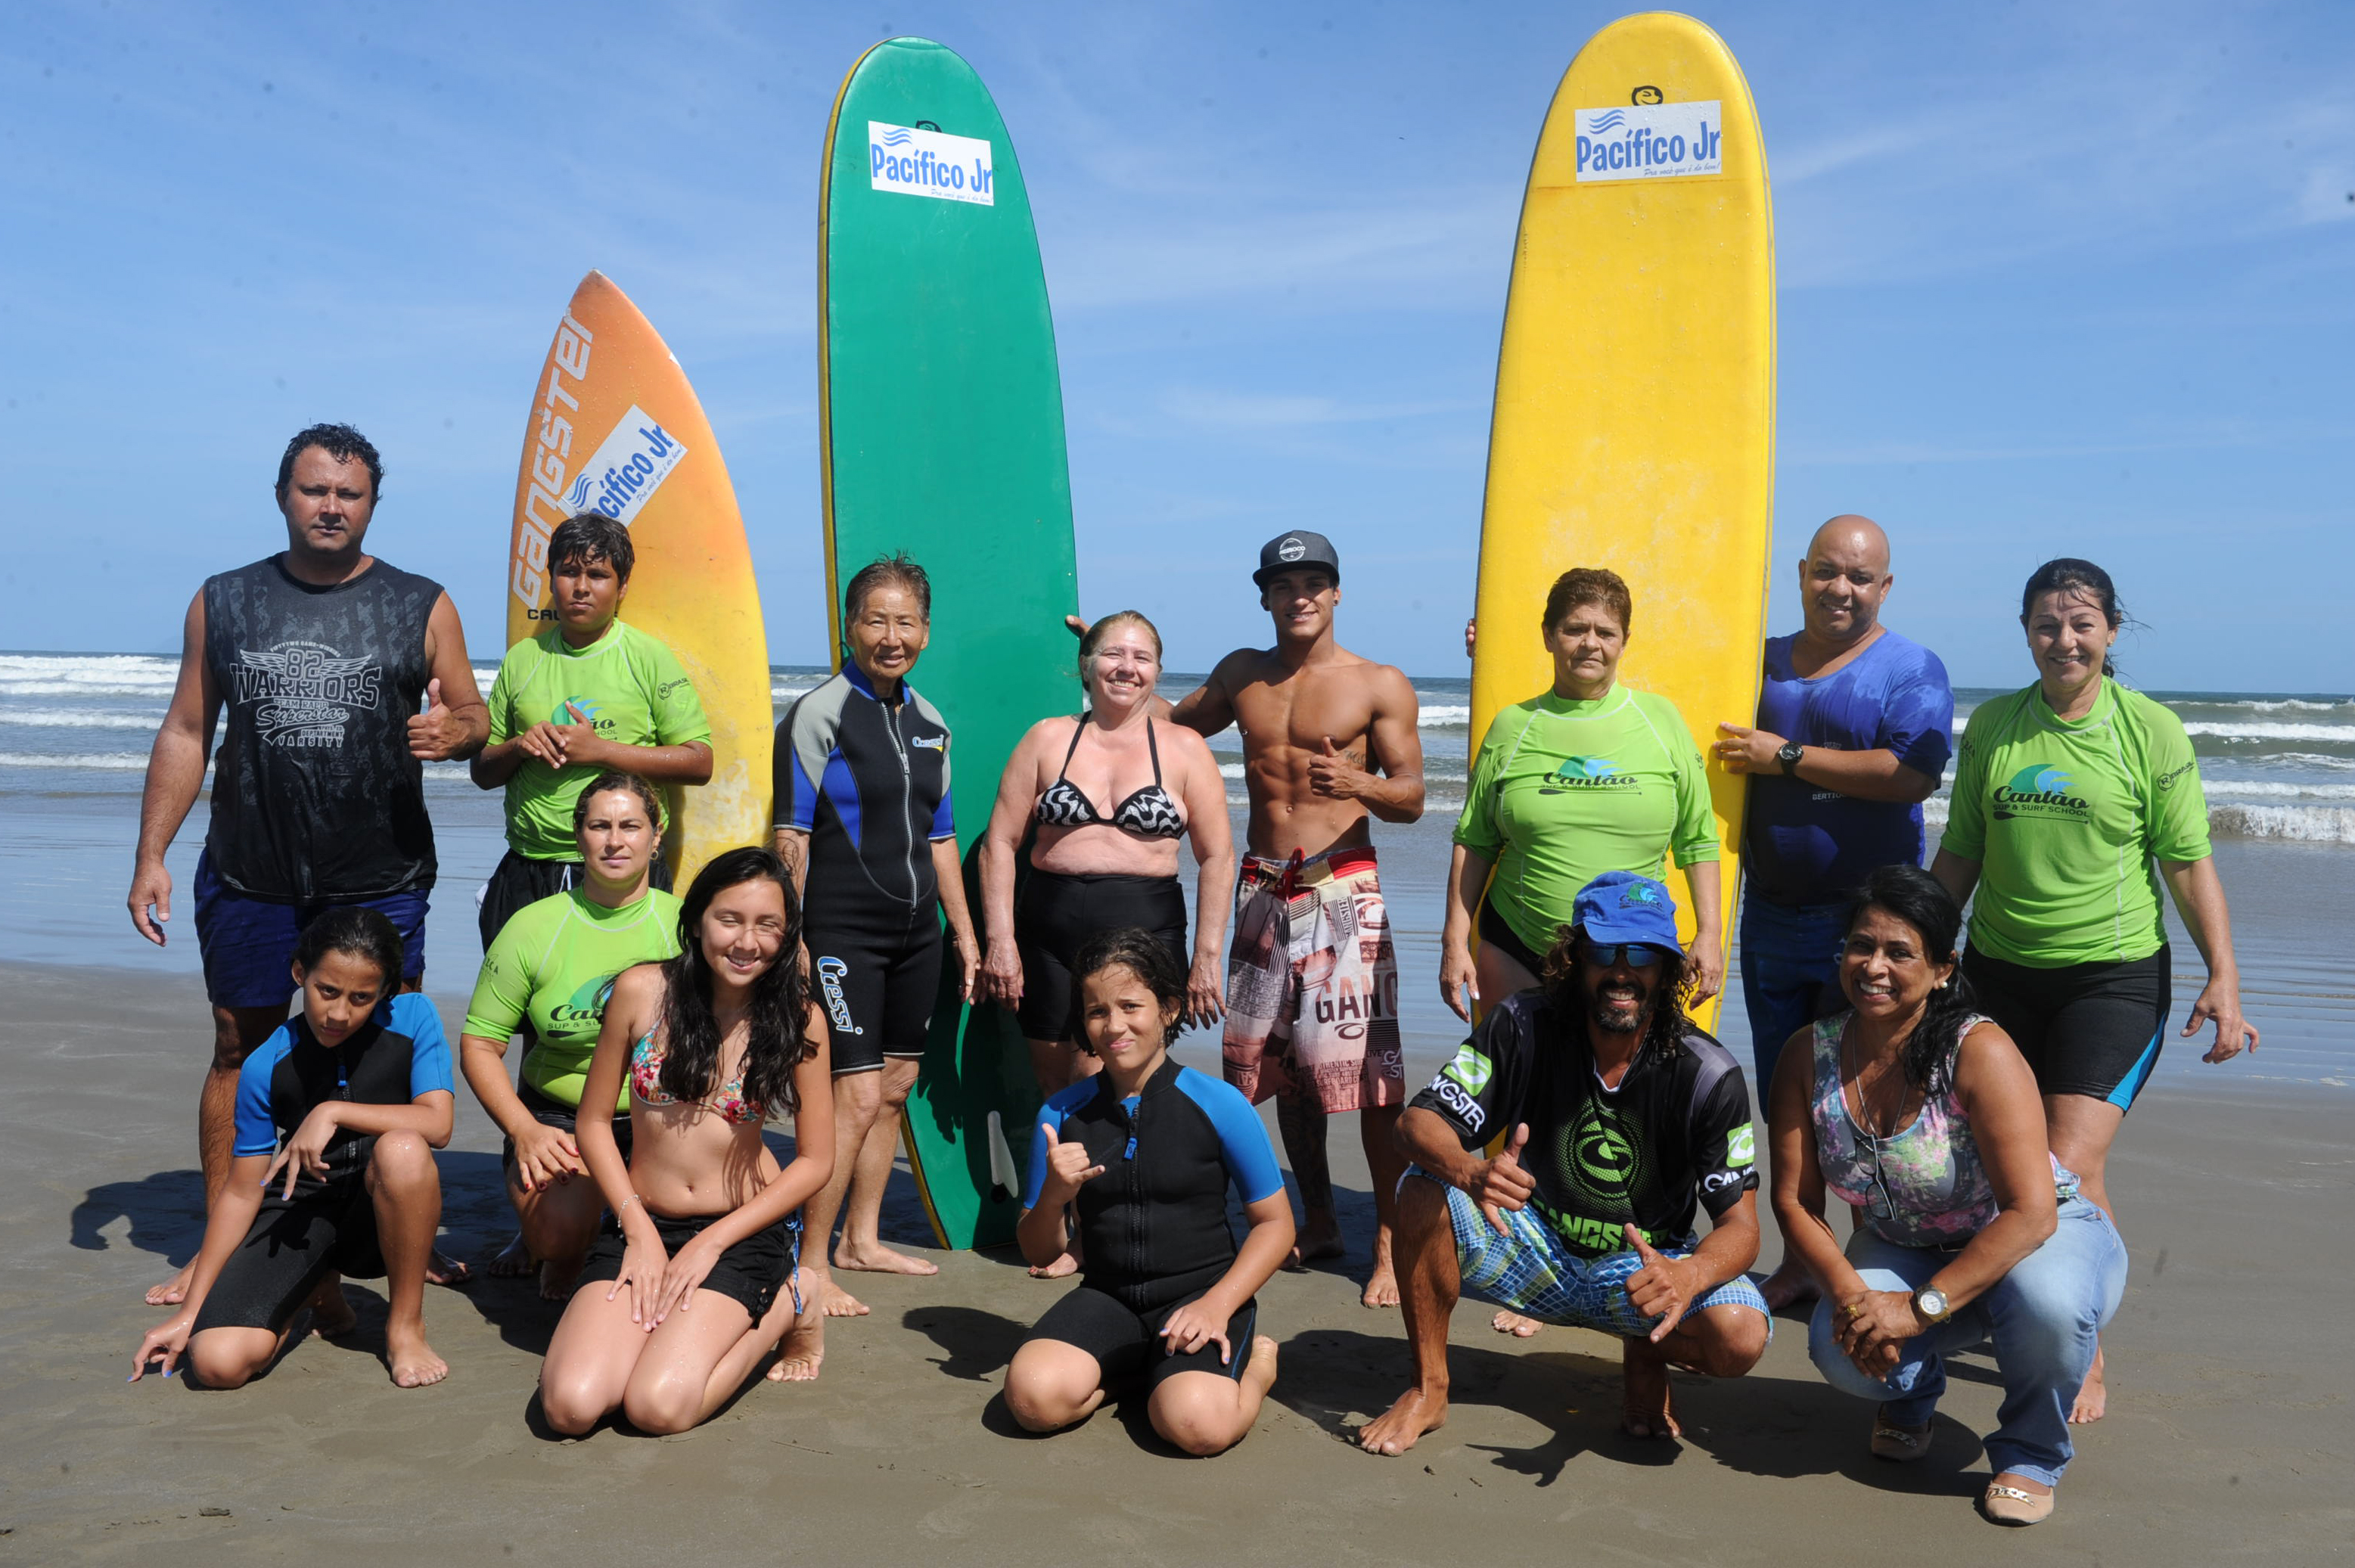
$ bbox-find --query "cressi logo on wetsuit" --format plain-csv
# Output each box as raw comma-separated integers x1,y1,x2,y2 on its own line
1992,765,2092,823
815,955,862,1036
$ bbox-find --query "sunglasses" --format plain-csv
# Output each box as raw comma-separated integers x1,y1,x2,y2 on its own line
1575,939,1670,970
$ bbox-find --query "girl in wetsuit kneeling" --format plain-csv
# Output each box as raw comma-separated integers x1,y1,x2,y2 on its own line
537,847,835,1436
1007,930,1293,1455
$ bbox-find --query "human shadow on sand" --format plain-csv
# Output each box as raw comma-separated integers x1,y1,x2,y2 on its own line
72,1168,207,1268
1270,1325,1987,1497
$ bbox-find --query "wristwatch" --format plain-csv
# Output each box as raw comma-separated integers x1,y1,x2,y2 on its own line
1776,739,1806,777
1912,1286,1953,1324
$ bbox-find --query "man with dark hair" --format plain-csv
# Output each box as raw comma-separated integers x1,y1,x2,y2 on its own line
128,422,489,1306
1713,514,1953,1307
1168,531,1425,1309
471,511,710,949
1358,871,1770,1457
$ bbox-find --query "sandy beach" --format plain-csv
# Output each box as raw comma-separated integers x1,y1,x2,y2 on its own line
7,952,2350,1566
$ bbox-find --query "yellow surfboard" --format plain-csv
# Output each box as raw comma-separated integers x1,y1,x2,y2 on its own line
504,272,773,886
1470,12,1774,1034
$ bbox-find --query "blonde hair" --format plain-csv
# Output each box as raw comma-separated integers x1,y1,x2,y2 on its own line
1078,610,1163,693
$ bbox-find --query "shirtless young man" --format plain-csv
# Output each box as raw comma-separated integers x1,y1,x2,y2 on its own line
1168,532,1425,1309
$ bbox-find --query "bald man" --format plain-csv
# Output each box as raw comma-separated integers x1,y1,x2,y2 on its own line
1713,517,1954,1305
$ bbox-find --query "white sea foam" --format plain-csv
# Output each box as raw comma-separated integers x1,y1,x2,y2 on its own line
1417,703,1471,728
2180,720,2355,744
0,708,159,731
0,751,152,772
2207,805,2355,843
2202,780,2355,802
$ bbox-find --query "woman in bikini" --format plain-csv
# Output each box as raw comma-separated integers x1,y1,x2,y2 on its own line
977,610,1233,1098
536,846,835,1435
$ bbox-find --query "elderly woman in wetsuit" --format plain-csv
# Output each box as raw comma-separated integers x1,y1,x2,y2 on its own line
977,610,1234,1099
536,847,836,1435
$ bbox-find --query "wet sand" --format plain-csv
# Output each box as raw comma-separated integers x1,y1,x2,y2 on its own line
5,957,2350,1565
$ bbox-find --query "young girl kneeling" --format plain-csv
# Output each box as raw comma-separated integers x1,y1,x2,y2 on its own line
1006,929,1292,1455
131,908,455,1389
536,847,834,1436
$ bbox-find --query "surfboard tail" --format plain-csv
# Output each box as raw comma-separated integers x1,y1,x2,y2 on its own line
986,1110,1020,1205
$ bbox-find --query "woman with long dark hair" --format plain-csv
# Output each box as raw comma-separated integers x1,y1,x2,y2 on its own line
1931,557,2252,1421
1767,865,2125,1527
537,847,835,1435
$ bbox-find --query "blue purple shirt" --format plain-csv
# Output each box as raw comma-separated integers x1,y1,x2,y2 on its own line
1744,629,1954,907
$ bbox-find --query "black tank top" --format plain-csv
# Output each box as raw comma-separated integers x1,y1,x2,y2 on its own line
203,554,442,900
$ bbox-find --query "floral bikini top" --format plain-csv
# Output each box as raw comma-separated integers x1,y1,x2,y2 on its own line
1810,1014,2077,1249
629,1032,764,1125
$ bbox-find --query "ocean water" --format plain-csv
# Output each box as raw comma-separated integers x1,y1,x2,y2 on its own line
3,651,2345,1094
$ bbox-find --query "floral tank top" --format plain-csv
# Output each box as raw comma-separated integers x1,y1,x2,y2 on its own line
1810,1014,2080,1248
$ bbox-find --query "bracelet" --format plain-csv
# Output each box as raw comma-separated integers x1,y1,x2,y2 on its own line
618,1193,645,1216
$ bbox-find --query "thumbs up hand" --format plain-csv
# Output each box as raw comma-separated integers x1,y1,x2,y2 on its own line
1038,1122,1105,1203
1620,1224,1697,1343
1472,1122,1536,1235
1306,734,1368,800
407,677,466,760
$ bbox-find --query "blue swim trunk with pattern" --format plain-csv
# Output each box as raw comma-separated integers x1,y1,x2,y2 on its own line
1415,1168,1770,1340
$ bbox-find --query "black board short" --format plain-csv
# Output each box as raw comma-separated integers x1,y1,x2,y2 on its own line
190,1179,386,1337
574,1209,803,1322
1022,1284,1259,1392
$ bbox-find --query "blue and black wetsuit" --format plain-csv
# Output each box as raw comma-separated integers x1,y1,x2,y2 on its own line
1021,1056,1285,1386
191,993,454,1335
773,664,955,1076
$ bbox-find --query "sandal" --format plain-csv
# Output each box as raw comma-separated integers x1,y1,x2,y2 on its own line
1981,1480,2054,1526
1869,1405,1933,1462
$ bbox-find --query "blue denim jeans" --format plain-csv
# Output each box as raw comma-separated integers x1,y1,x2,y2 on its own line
1807,1199,2127,1486
1738,896,1849,1094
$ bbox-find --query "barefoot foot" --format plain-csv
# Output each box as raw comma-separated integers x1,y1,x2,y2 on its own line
427,1248,472,1288
306,1277,359,1339
1759,1259,1819,1312
536,1256,586,1301
2069,1346,2108,1424
768,1311,824,1383
386,1324,449,1388
1027,1250,1080,1280
146,1262,194,1307
1620,1338,1682,1440
1361,1228,1399,1308
834,1241,940,1278
1240,1334,1279,1402
486,1231,534,1279
1287,1215,1345,1270
806,1269,871,1318
1489,1309,1544,1338
1359,1386,1449,1456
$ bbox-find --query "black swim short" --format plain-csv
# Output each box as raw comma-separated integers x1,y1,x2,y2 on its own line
189,1178,386,1337
805,918,946,1075
502,1080,633,1179
1478,899,1555,982
478,849,673,952
1014,870,1188,1041
1021,1284,1259,1392
1962,944,2171,1111
574,1209,803,1322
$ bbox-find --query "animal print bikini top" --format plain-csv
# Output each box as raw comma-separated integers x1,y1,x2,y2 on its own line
629,1032,763,1125
1033,717,1185,839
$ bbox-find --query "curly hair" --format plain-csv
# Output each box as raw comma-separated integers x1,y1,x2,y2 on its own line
657,847,816,1116
1540,921,1695,1060
548,512,636,584
275,422,384,500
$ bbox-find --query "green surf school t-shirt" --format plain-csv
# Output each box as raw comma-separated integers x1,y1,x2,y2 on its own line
485,620,710,861
1940,681,2211,968
463,887,683,1110
1455,685,1719,955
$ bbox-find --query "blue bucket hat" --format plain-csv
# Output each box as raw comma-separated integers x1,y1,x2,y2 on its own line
1571,871,1681,952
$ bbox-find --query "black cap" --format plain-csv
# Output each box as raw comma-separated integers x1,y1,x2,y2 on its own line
1253,530,1342,589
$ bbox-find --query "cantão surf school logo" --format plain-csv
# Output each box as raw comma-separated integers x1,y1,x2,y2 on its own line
1992,764,2092,822
548,974,619,1032
1540,756,1639,793
868,121,994,206
566,405,688,528
1574,100,1725,182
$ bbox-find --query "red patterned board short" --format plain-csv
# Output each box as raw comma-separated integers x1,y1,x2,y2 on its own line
1221,846,1406,1113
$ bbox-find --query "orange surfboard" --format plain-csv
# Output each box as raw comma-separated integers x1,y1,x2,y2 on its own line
505,272,772,884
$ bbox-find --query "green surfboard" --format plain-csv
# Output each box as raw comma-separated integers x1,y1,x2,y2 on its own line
819,37,1077,1250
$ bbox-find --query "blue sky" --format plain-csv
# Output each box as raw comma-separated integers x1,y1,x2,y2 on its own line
5,2,2350,690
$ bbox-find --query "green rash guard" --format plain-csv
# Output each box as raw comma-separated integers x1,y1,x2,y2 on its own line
1940,680,2211,969
1455,685,1719,955
463,887,682,1110
486,619,711,860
